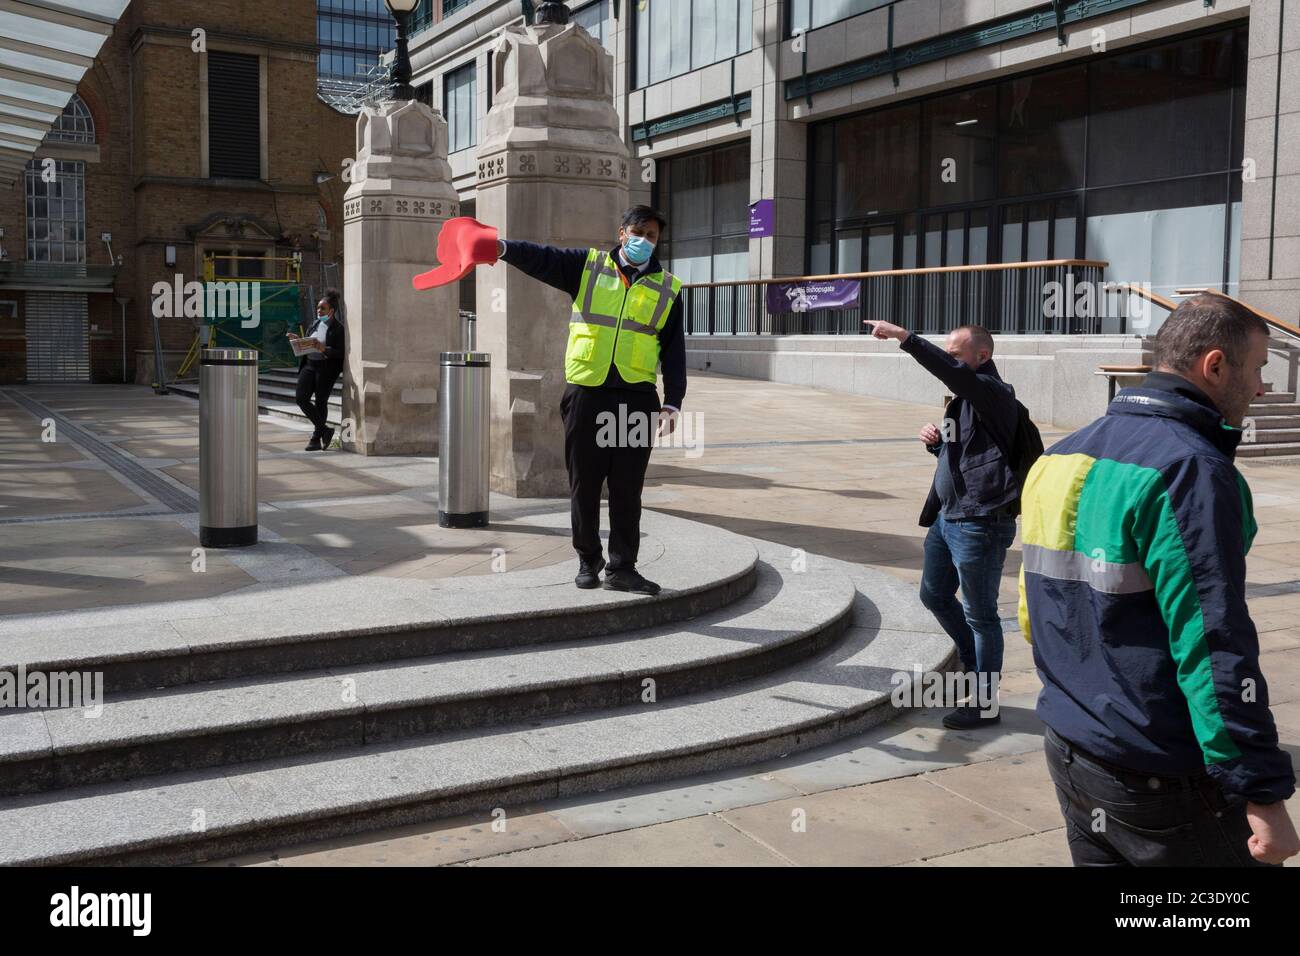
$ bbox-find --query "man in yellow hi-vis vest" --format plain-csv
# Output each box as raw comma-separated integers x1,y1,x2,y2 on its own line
414,206,686,595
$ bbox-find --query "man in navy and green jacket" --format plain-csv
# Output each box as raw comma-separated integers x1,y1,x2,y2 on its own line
1019,293,1298,866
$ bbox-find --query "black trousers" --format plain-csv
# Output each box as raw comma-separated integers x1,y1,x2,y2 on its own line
560,383,660,570
296,362,340,435
1044,725,1273,867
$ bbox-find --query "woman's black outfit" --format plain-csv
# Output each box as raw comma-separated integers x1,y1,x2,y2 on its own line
295,315,344,445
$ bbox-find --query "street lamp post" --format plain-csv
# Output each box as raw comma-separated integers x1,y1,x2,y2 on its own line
384,0,419,102
532,1,570,23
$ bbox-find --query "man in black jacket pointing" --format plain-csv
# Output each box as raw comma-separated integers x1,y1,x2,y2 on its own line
866,318,1021,731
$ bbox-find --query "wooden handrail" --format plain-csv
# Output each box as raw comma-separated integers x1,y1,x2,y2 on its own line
681,259,1109,290
1110,282,1179,314
1177,288,1300,343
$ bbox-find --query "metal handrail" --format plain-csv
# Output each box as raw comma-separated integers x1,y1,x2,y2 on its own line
680,259,1111,289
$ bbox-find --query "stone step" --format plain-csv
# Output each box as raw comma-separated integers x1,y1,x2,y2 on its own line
1248,403,1300,417
1245,428,1300,444
1247,414,1300,429
0,548,950,865
1250,392,1298,406
0,511,757,695
167,381,342,430
1237,441,1300,458
261,368,342,394
0,558,852,797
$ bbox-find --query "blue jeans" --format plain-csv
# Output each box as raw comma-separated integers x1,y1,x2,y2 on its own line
919,514,1017,705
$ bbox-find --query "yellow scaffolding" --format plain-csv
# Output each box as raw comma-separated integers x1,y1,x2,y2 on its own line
201,253,302,284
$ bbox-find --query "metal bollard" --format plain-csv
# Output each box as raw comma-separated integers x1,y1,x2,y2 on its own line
438,344,490,529
199,347,258,547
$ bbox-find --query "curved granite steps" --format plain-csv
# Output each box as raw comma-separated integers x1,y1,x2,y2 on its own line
0,546,952,866
0,511,757,695
0,558,856,796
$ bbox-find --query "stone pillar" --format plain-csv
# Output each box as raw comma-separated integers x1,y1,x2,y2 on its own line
342,100,460,455
1239,0,1300,327
475,20,630,497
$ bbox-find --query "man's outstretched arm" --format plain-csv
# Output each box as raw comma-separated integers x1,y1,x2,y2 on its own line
497,240,590,300
865,319,1008,425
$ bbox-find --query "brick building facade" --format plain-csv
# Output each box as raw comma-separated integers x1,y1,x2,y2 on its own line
0,0,356,385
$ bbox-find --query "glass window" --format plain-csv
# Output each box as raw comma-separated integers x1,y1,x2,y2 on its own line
946,212,964,266
1088,31,1236,186
1085,176,1228,306
635,0,752,89
572,0,614,52
25,160,86,263
804,27,1243,306
444,61,476,153
922,87,996,207
900,214,918,269
656,141,751,282
1054,197,1078,259
837,230,862,273
968,208,989,265
835,103,919,218
44,95,95,144
809,222,832,274
790,0,893,34
998,67,1085,197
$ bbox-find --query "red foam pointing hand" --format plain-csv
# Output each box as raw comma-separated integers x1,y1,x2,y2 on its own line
412,217,500,290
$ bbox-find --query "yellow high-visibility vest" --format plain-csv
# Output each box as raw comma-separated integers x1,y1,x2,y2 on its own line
565,248,682,387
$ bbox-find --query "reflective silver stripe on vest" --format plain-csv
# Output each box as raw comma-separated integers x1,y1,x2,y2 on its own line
580,254,622,316
645,276,679,331
570,311,619,329
1021,543,1153,595
611,316,658,336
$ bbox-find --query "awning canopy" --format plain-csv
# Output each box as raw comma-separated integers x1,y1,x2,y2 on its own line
0,0,129,188
0,260,118,292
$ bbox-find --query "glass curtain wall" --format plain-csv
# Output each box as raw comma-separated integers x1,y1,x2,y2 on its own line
808,26,1246,314
634,0,753,89
653,141,750,283
444,61,476,153
318,0,395,87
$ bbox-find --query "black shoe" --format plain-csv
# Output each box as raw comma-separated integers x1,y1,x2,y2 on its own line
941,705,1001,730
575,556,606,589
319,426,335,450
305,434,322,451
603,567,661,595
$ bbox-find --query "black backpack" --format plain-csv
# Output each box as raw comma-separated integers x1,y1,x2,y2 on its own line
998,400,1044,495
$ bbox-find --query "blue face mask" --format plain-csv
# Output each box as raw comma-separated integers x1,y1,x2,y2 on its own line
623,234,654,265
317,312,329,324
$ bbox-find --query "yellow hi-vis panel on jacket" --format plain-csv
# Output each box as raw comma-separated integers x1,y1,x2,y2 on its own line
565,248,683,387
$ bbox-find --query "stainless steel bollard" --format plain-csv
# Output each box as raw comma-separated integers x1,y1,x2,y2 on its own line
199,347,258,547
438,348,490,528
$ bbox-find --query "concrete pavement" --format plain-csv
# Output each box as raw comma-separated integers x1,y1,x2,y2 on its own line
2,374,1297,866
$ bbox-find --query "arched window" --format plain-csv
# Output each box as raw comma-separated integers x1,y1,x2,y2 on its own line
46,95,95,145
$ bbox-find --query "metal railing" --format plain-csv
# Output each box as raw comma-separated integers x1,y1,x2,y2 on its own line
682,259,1116,336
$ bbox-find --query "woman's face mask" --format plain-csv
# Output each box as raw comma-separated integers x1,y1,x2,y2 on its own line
317,308,330,323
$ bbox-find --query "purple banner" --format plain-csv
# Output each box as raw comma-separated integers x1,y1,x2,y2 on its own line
748,199,774,238
765,278,861,314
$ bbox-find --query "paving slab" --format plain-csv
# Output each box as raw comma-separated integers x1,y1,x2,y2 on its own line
468,814,786,867
717,775,1034,867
